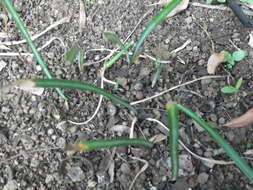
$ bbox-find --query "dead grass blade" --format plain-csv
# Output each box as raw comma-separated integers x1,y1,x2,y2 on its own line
79,0,86,32
207,53,225,74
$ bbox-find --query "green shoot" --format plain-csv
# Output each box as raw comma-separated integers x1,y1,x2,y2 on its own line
65,138,154,152
131,0,182,62
103,32,130,63
177,104,253,183
151,59,163,88
2,0,67,100
166,104,179,181
221,77,243,94
220,50,247,69
12,78,138,116
103,42,133,69
66,46,80,64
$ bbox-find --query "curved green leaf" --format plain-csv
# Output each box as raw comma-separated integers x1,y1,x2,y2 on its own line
2,0,67,99
16,78,138,116
177,104,253,183
131,0,182,62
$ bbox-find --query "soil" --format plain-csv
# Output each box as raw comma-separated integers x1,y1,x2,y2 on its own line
0,0,253,189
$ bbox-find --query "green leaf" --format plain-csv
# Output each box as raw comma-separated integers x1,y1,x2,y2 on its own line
151,59,163,88
19,78,138,116
220,50,232,62
217,0,226,3
166,104,179,181
103,32,123,46
240,0,253,4
2,0,67,99
232,50,247,62
103,32,130,63
65,138,154,152
221,86,239,93
176,104,253,183
206,0,213,3
66,46,80,64
103,42,133,69
220,51,235,69
235,77,243,89
131,0,182,62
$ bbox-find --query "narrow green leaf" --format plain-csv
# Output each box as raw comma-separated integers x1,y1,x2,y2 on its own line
166,104,179,181
232,50,247,62
235,77,243,89
240,0,253,5
2,0,67,99
131,0,182,62
103,42,133,69
177,104,253,183
27,78,138,116
66,46,80,64
65,138,154,152
221,86,239,93
103,32,123,46
206,0,213,3
103,32,130,63
217,0,226,3
151,59,163,88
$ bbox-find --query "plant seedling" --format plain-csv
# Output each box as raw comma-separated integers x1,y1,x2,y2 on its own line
151,59,163,88
221,50,247,69
221,77,243,93
103,31,130,63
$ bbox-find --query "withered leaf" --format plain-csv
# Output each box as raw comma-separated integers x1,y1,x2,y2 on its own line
224,108,253,128
207,53,225,74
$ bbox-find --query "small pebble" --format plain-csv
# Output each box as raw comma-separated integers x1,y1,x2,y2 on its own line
87,180,97,188
133,82,143,91
47,129,54,136
135,91,144,100
107,104,117,116
218,117,226,125
94,55,100,61
67,167,85,182
209,114,217,122
3,180,18,190
197,172,209,184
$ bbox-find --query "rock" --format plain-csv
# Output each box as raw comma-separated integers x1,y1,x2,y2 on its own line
135,91,144,100
117,77,128,88
218,117,226,125
209,114,217,122
47,129,54,136
107,104,117,116
56,137,66,148
133,82,143,91
202,160,215,169
0,60,7,72
87,180,97,188
67,167,85,182
30,157,39,168
120,163,131,174
45,175,54,184
197,172,209,184
3,180,18,190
